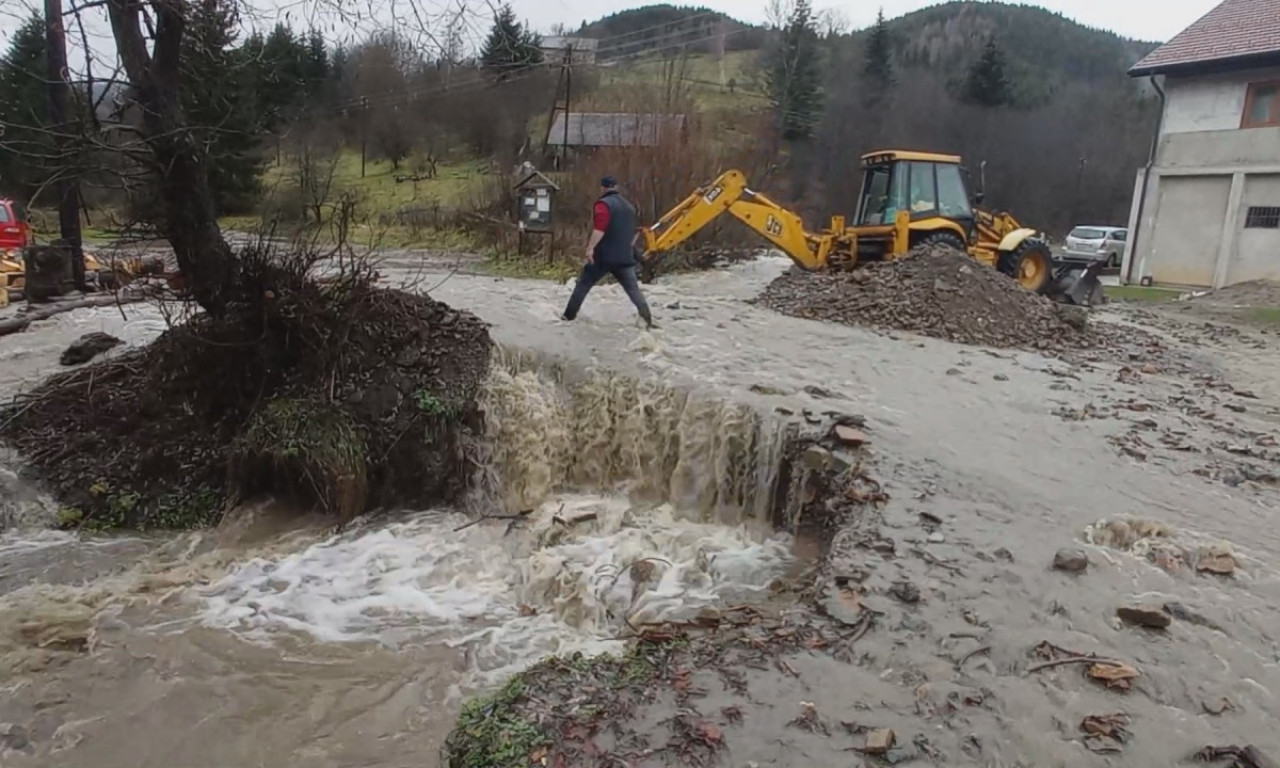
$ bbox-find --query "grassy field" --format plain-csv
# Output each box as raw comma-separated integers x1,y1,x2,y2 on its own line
257,150,488,215
591,50,764,113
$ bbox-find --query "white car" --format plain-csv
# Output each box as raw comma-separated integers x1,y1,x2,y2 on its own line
1064,226,1127,267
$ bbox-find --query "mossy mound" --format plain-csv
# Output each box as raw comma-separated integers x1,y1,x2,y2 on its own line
0,247,492,529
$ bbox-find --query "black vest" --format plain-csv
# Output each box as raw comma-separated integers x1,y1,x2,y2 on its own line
594,190,637,266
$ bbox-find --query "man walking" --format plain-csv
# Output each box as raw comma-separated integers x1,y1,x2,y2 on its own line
561,176,654,329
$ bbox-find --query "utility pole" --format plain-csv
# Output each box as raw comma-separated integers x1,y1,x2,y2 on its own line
360,96,369,178
563,45,572,158
44,0,87,292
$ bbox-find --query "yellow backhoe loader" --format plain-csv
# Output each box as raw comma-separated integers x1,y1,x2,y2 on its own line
638,150,1103,305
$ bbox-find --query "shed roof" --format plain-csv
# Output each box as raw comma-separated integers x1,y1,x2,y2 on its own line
546,112,686,148
1130,0,1280,76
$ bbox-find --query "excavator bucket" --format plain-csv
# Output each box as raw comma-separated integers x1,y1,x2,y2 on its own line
1046,259,1106,307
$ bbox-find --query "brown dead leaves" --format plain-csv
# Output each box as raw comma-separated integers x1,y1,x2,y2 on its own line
1081,712,1131,754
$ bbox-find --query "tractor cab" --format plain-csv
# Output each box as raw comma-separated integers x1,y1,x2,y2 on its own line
852,150,977,260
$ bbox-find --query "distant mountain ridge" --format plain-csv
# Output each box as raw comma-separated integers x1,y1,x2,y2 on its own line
573,2,1158,93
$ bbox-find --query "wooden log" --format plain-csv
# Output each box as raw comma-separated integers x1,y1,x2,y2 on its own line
0,294,147,338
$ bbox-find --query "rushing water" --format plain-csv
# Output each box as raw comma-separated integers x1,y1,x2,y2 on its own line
5,258,1280,767
0,300,806,767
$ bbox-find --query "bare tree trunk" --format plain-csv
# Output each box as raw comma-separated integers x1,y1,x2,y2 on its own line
106,0,235,316
45,0,87,292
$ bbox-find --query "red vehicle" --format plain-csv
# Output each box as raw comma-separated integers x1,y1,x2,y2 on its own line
0,199,31,252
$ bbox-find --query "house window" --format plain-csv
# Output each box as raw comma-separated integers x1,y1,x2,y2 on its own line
1245,206,1280,229
1243,82,1280,128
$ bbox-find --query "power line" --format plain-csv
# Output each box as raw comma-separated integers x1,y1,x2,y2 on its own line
330,23,760,116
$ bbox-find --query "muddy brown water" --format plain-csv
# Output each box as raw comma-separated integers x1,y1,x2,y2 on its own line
2,256,1279,767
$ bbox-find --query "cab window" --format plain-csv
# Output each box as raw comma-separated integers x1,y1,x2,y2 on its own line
936,164,973,219
858,165,890,225
0,205,11,224
907,162,937,214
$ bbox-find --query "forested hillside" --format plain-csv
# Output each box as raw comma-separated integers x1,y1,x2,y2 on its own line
567,1,1160,235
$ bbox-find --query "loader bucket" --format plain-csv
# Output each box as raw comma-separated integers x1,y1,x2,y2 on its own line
1047,260,1106,307
637,245,662,284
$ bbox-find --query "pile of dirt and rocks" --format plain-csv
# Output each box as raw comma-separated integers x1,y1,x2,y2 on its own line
754,244,1092,349
0,248,492,529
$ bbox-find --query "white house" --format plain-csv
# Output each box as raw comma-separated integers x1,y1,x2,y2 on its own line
1123,0,1280,288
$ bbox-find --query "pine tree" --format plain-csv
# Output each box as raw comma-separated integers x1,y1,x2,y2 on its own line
963,38,1013,107
763,0,824,141
480,4,543,79
0,13,52,199
303,29,331,102
255,23,310,128
863,9,894,92
181,0,264,215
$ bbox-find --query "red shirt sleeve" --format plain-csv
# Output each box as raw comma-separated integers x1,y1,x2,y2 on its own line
593,201,611,232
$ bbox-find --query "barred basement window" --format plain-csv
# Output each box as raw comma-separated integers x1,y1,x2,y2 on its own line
1245,206,1280,229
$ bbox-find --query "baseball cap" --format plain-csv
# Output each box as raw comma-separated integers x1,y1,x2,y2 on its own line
600,176,617,188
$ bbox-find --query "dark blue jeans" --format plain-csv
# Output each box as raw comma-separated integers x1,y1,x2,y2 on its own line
563,261,653,325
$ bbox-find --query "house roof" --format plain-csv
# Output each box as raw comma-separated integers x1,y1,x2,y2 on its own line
546,112,686,148
540,36,599,51
1130,0,1280,76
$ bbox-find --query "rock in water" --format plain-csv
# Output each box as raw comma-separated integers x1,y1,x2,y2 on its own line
60,332,123,366
1116,605,1172,629
864,729,896,755
1053,548,1089,573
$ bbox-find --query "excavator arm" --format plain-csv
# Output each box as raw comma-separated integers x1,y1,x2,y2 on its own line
638,170,835,271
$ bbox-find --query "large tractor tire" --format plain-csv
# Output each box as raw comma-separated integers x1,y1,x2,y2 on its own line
998,239,1054,294
917,231,967,252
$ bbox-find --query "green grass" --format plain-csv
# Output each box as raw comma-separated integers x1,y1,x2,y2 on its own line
1105,285,1182,302
27,217,122,246
594,51,762,112
479,255,577,282
259,150,486,215
1246,307,1280,326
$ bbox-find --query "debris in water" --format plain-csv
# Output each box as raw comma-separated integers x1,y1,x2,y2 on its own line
889,581,920,604
1081,712,1130,754
1026,641,1134,689
788,702,830,735
1116,605,1172,630
750,383,791,396
59,332,123,366
832,424,869,446
823,588,864,626
1202,697,1235,716
803,385,842,399
1197,545,1238,576
551,510,598,527
1087,661,1141,692
1195,745,1278,768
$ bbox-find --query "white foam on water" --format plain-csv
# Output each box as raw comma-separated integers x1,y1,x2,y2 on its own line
197,493,794,683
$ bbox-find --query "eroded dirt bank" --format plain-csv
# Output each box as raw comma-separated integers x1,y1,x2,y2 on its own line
1,257,1279,767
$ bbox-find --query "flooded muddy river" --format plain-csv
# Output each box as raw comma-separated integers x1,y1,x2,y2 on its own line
3,256,1280,766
